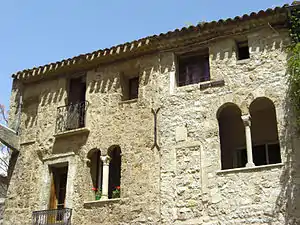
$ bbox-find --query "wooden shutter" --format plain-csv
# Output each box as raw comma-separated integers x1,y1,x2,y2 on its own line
49,172,57,209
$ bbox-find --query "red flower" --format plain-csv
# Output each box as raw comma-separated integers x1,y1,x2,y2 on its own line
116,186,120,190
92,187,97,191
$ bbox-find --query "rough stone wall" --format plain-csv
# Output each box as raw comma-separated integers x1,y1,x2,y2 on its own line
4,25,300,225
158,28,297,224
3,55,161,225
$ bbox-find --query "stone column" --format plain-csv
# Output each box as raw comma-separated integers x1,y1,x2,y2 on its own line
100,155,111,200
241,114,255,167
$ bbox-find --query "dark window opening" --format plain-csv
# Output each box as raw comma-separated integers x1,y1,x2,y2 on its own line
178,52,210,86
66,76,86,130
121,74,139,101
237,41,250,60
108,146,121,199
217,103,246,170
49,166,68,211
68,76,86,104
253,143,281,166
250,97,281,166
235,149,247,168
129,77,139,100
88,149,102,200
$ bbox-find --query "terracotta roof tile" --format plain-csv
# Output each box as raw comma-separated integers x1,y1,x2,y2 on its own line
12,3,298,81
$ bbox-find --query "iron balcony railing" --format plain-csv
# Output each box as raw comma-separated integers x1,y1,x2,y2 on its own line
32,208,72,225
55,101,89,133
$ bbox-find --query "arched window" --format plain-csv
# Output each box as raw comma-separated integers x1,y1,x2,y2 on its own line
87,149,103,197
108,146,122,199
249,97,281,165
217,103,246,169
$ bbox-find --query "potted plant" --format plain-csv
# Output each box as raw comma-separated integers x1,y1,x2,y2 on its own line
92,187,102,200
112,186,120,199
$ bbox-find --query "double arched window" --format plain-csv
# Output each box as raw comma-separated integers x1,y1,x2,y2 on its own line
88,146,122,200
108,146,122,199
217,97,281,170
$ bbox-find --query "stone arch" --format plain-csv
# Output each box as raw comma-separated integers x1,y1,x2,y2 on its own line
249,97,281,165
108,145,122,198
217,103,246,169
87,148,103,192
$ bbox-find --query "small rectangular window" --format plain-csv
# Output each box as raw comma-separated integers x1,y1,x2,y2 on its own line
121,74,139,101
128,77,139,100
178,52,210,87
237,41,250,60
68,76,86,104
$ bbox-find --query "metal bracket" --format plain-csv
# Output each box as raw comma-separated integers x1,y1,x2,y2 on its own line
151,108,160,150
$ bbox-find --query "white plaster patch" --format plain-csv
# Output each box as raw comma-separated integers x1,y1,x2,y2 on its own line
175,126,187,142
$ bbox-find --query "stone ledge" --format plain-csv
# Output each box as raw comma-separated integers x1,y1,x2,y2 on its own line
216,163,284,174
236,58,251,64
83,198,122,208
175,141,201,149
199,79,225,90
54,127,90,138
119,99,138,105
20,140,36,145
43,152,75,162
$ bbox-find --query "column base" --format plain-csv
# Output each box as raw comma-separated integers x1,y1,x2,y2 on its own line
246,162,255,167
101,196,108,200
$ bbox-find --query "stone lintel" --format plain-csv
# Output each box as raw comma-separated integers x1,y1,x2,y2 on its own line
0,123,20,151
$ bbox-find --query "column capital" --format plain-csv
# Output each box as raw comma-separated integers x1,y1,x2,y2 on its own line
100,155,111,166
241,114,251,126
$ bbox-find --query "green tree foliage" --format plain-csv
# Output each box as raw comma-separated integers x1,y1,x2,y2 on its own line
288,7,300,129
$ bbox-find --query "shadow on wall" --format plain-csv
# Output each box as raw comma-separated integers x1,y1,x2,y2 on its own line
40,87,64,107
270,76,300,224
52,134,89,155
87,66,152,95
211,38,283,61
88,74,119,94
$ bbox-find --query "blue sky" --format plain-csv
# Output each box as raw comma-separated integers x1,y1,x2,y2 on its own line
0,0,293,109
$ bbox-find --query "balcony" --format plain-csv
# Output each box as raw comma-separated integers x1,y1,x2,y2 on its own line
32,208,72,225
55,101,89,136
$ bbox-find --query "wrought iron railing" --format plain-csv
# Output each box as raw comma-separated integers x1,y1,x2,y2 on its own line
55,101,88,133
32,208,72,225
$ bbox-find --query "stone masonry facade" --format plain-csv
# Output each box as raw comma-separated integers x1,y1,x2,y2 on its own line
3,3,300,225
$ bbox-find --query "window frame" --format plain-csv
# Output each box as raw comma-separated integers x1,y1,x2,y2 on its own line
128,76,139,100
234,141,281,169
236,40,250,61
176,49,210,87
121,72,140,101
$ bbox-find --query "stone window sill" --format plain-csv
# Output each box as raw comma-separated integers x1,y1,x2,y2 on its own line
83,198,122,208
199,79,225,90
216,162,284,175
175,79,225,92
54,127,90,138
20,140,36,145
236,58,250,64
119,98,138,104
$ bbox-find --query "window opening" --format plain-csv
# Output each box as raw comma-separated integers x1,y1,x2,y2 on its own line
108,146,121,199
66,76,86,130
237,40,250,60
178,51,210,86
128,77,139,100
250,97,281,166
217,103,246,170
49,166,68,210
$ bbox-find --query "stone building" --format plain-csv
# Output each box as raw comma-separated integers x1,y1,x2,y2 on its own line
2,2,300,225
